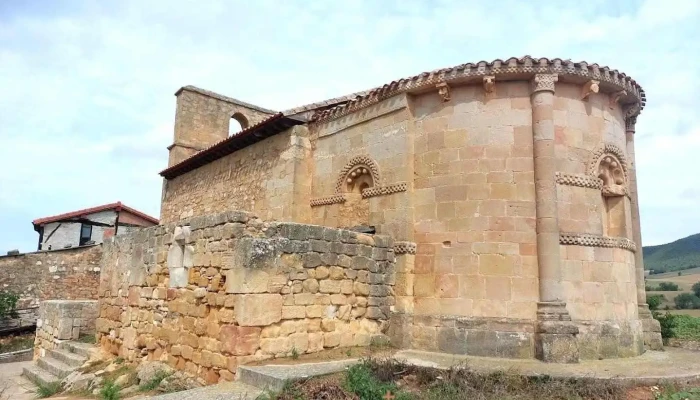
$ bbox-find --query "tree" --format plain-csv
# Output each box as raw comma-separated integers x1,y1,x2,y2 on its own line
692,281,700,297
658,282,680,291
674,293,700,309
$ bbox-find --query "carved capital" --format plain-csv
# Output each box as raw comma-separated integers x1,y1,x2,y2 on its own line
531,73,558,94
609,90,626,109
624,103,641,132
483,75,495,94
436,82,451,102
581,80,599,100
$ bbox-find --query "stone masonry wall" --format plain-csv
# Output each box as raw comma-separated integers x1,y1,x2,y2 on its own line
97,210,395,384
161,126,312,224
34,300,98,358
0,245,102,308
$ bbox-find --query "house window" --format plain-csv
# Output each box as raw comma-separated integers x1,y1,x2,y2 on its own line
79,223,92,246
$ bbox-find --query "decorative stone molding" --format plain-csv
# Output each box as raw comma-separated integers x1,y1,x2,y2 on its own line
310,194,347,207
335,155,381,193
581,80,599,100
317,95,407,138
588,143,629,197
559,232,637,252
555,172,602,190
531,73,558,93
312,56,646,123
361,182,408,198
610,90,626,108
436,82,451,102
483,75,496,94
393,241,417,255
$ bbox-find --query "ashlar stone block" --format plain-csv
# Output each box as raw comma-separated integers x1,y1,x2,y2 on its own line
234,294,283,326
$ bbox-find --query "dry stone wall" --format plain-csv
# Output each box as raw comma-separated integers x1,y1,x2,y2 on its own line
97,210,395,384
0,245,101,307
34,300,98,357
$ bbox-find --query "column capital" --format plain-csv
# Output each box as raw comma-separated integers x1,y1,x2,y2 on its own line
624,103,641,133
531,73,558,94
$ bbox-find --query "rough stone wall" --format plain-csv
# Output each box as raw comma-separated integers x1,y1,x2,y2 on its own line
310,95,413,239
161,126,311,224
97,211,395,384
0,245,101,309
168,88,276,167
34,300,98,358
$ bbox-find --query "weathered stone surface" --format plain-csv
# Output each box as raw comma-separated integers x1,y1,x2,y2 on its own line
220,325,261,356
234,294,283,326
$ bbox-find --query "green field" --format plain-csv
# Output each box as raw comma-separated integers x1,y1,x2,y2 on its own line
646,270,700,316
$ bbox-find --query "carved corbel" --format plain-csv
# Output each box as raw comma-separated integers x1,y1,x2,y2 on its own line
436,82,451,102
483,75,495,95
623,103,641,133
581,80,600,100
609,90,626,108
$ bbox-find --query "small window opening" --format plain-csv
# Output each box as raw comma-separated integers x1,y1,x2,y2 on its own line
229,113,249,136
79,223,93,246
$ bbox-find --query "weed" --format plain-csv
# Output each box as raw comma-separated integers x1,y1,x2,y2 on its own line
653,385,700,400
77,334,96,344
139,370,172,392
345,362,410,400
369,335,392,352
99,380,121,400
255,380,304,400
290,347,299,360
114,357,124,364
345,348,353,357
36,381,62,398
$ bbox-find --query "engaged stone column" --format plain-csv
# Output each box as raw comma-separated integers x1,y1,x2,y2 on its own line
625,106,663,350
530,74,579,363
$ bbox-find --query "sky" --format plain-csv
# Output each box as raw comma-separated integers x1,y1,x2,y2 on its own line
0,0,699,252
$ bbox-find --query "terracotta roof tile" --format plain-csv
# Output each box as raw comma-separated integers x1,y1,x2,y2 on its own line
33,202,159,226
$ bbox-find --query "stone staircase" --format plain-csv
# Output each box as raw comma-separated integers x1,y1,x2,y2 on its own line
22,341,93,387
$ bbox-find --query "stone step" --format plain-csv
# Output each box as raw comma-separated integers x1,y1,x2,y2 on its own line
147,381,263,400
237,359,358,392
37,355,77,379
59,341,94,358
47,348,87,368
22,364,61,388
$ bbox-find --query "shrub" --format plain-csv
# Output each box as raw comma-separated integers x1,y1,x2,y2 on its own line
345,362,409,400
692,282,700,297
653,311,678,341
0,291,19,320
647,294,665,310
658,282,680,291
671,314,700,340
36,381,62,398
674,293,700,309
99,380,121,400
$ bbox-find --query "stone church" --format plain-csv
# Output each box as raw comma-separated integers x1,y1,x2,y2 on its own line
153,56,660,363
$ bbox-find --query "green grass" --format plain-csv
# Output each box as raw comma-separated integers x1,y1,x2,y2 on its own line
36,381,62,398
99,380,121,400
345,362,412,400
139,370,171,392
671,314,700,340
653,384,700,399
77,334,96,344
0,335,33,353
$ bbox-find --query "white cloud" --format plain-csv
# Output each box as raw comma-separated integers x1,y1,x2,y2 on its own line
0,0,697,250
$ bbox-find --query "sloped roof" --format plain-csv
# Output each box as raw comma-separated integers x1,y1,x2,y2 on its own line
32,202,159,226
160,113,305,180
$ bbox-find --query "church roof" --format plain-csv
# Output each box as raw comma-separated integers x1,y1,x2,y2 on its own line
159,113,305,180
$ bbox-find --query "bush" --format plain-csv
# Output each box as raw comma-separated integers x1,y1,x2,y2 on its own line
658,282,680,291
99,380,121,400
647,294,665,310
671,314,700,340
36,381,62,398
653,311,677,341
674,293,700,309
692,282,700,297
0,291,19,320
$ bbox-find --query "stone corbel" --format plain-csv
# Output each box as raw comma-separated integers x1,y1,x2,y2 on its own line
581,80,599,100
436,82,451,102
624,103,641,133
483,75,495,95
609,90,626,109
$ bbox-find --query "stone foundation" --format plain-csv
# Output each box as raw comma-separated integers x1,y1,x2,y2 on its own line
390,313,535,359
34,300,98,358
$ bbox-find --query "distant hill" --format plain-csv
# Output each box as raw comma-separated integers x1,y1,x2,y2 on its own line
644,233,700,274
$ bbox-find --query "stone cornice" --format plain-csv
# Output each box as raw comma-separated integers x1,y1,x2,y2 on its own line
312,56,645,123
310,194,346,207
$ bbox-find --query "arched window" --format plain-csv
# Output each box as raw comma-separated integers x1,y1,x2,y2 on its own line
228,113,249,136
